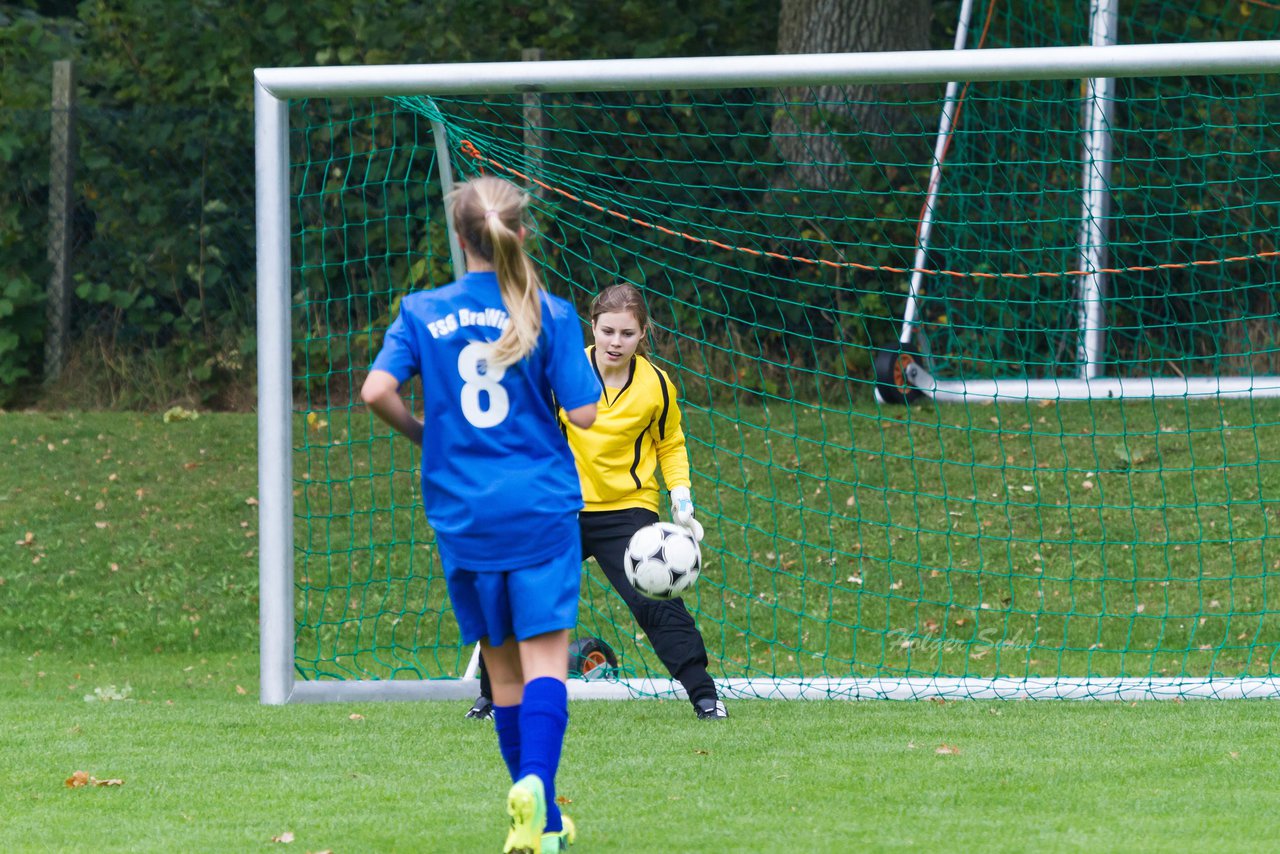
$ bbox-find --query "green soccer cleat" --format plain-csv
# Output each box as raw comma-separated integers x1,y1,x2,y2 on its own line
504,774,546,854
542,815,576,853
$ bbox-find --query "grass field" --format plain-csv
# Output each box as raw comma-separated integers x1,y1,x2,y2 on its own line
280,397,1280,685
5,651,1280,852
3,408,1280,851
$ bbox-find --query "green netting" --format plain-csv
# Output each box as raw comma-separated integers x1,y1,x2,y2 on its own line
288,3,1280,699
917,2,1280,380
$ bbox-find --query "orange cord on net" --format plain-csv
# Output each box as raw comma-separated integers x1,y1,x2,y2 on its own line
455,142,1279,283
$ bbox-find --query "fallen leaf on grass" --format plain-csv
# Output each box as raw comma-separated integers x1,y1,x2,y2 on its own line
935,744,961,755
84,684,132,702
65,771,124,788
163,406,200,423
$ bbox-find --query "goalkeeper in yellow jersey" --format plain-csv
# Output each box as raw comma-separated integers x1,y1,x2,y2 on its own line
469,282,726,721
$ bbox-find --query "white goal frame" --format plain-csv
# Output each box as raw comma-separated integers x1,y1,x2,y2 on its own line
255,39,1280,704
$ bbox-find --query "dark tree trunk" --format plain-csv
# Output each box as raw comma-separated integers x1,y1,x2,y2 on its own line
772,0,933,189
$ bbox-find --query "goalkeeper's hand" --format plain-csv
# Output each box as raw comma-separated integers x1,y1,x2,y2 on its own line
669,486,705,542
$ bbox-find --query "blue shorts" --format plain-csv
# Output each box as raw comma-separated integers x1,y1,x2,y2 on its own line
446,547,582,646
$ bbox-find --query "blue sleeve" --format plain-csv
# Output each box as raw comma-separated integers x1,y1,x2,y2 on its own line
544,299,600,411
370,309,421,383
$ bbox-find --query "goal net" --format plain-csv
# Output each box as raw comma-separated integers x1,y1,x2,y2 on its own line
255,31,1280,703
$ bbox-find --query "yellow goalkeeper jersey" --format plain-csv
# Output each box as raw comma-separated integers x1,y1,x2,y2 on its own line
560,347,691,513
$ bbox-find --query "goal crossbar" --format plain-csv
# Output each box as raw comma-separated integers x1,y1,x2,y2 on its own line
254,40,1280,98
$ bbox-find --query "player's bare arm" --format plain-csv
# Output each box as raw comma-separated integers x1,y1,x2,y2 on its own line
360,369,424,445
564,401,597,429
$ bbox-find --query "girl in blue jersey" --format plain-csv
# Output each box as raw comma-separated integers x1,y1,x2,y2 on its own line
361,175,599,854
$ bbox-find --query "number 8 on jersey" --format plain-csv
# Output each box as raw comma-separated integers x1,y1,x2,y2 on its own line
458,341,509,428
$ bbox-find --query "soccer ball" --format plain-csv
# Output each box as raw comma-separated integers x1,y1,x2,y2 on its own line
624,522,701,600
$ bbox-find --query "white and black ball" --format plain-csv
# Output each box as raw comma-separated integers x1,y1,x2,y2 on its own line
624,522,702,600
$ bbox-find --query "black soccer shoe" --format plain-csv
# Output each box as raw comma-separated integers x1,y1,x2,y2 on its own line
694,698,728,721
465,695,494,721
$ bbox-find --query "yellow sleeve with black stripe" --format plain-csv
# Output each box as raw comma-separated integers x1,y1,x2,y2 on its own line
560,349,691,513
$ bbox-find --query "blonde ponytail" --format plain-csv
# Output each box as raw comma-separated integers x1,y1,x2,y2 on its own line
447,176,543,367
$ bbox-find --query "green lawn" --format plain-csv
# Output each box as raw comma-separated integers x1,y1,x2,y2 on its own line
3,407,1279,851
5,652,1280,852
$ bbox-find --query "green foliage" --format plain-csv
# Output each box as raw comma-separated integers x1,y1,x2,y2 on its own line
0,273,46,400
4,0,1279,405
0,0,780,407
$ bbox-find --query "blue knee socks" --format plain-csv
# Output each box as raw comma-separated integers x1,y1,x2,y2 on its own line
492,703,521,783
518,676,568,834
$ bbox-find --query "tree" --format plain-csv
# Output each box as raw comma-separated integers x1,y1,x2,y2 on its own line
771,0,933,189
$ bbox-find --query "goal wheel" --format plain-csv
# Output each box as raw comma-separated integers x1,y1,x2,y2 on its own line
568,636,618,679
873,345,924,404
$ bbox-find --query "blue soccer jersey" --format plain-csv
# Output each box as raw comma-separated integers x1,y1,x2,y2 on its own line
370,272,600,571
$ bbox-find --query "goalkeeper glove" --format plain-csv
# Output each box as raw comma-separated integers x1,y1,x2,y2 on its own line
669,486,705,542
